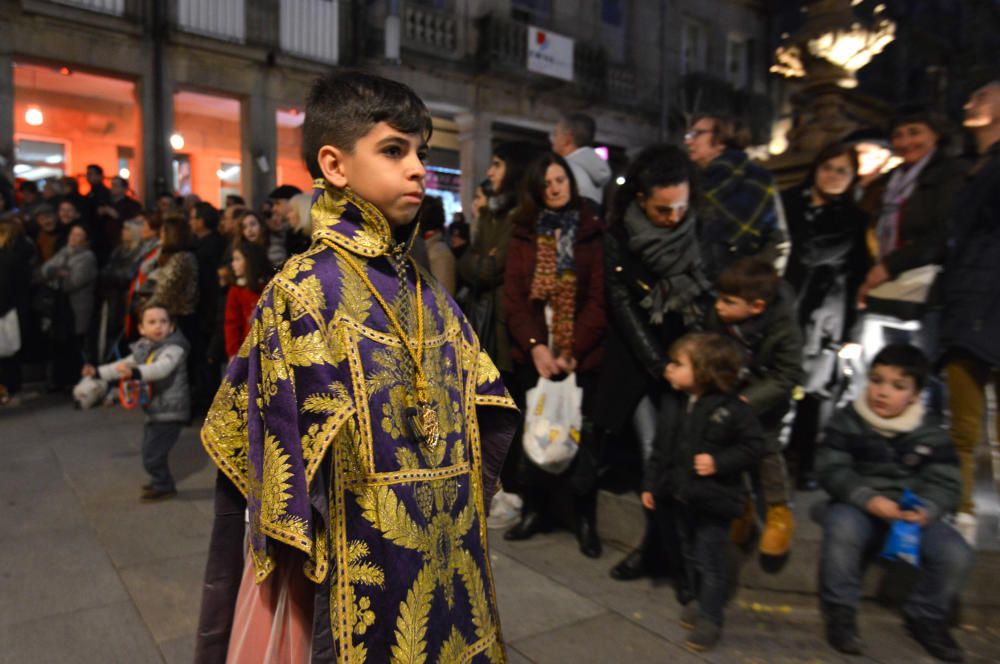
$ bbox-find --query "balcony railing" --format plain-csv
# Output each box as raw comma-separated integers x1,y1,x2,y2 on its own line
401,2,460,59
47,0,123,15
176,0,246,43
280,0,340,64
477,14,527,72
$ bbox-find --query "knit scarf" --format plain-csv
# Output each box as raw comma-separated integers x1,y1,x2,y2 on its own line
624,202,711,325
853,394,925,437
875,150,935,260
530,208,579,353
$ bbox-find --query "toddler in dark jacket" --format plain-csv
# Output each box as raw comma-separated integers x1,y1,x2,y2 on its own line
705,257,803,557
642,332,764,652
817,344,971,662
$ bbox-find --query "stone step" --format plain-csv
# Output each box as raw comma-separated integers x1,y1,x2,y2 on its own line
596,488,1000,615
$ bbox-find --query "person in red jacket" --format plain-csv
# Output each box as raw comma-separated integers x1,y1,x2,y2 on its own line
224,240,272,360
503,151,607,558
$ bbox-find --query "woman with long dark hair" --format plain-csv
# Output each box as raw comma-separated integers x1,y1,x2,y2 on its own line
503,152,607,558
597,145,713,586
148,214,198,342
782,142,870,489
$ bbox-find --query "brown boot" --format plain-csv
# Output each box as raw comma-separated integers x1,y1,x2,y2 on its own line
759,504,794,556
730,497,755,546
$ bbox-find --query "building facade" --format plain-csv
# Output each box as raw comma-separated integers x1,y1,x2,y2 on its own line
1,0,775,214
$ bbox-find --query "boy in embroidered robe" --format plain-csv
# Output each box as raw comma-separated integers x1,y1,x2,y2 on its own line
195,71,519,663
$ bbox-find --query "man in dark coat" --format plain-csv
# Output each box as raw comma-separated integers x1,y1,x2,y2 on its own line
940,79,1000,547
189,201,226,415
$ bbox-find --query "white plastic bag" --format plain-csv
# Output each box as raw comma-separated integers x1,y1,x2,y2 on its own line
73,376,108,409
523,374,583,474
0,308,20,358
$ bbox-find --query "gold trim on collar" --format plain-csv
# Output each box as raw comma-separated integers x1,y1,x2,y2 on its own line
310,180,393,258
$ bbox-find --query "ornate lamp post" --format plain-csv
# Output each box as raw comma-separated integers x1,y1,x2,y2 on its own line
765,0,896,184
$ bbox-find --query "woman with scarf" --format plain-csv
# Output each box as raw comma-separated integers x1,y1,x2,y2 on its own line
857,107,966,407
597,145,714,586
503,152,607,558
781,143,870,490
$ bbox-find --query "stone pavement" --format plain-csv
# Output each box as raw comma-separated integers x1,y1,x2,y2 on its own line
2,395,999,663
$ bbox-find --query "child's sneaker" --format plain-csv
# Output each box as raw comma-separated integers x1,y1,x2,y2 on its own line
953,512,977,547
760,504,795,556
679,602,699,630
487,490,522,530
684,621,721,652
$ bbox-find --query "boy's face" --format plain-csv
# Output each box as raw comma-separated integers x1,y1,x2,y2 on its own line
715,294,766,324
138,308,174,343
865,364,919,419
666,351,697,393
317,122,428,228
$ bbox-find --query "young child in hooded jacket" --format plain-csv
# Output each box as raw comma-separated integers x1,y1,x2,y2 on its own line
83,302,189,501
641,332,764,653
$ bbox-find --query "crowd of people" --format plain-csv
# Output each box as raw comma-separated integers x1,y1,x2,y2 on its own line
1,75,999,661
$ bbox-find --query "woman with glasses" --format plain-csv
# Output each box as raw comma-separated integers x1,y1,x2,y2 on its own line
781,143,870,491
596,145,713,588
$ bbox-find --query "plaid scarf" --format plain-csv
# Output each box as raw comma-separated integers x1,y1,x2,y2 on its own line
530,208,579,354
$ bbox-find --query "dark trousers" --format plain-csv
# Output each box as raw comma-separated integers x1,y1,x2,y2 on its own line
143,421,182,491
820,502,974,621
675,506,731,626
758,426,791,505
0,353,22,396
650,498,693,602
51,333,84,389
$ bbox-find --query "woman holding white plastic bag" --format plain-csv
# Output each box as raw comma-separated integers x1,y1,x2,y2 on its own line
503,152,607,558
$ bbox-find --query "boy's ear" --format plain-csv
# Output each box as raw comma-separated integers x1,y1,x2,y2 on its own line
750,299,768,315
317,145,349,189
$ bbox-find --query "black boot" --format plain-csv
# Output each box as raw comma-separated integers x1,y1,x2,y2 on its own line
903,613,964,662
610,548,647,580
504,509,543,541
575,494,601,558
822,603,863,655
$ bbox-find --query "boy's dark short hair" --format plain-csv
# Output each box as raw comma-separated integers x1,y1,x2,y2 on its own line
671,332,744,394
560,112,597,147
302,71,433,179
717,257,780,304
870,343,929,390
140,302,171,322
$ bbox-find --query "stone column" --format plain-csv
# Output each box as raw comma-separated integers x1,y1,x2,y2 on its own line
242,71,277,210
455,110,494,235
0,51,13,182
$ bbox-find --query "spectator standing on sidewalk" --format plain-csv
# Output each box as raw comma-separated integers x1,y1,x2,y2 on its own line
0,217,32,405
550,112,612,208
939,80,1000,547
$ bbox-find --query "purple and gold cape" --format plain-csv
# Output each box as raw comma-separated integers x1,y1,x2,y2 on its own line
201,183,518,663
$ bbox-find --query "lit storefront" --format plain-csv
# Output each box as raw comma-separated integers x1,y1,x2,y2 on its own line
12,61,141,194
276,107,311,191
172,91,243,206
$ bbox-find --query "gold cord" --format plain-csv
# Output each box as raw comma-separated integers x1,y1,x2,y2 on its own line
325,240,428,398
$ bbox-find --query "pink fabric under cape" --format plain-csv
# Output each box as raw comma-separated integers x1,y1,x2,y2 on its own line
226,550,314,663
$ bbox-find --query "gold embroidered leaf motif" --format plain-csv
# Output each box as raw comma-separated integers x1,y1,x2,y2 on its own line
260,431,296,526
457,548,494,642
390,564,435,664
202,379,249,474
335,252,373,324
285,329,332,367
476,350,501,387
296,274,327,314
302,382,351,415
432,280,455,336
237,329,254,358
395,447,420,471
347,540,385,588
436,627,467,664
356,485,431,554
282,255,315,280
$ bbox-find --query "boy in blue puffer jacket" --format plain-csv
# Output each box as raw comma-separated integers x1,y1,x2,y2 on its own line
83,302,190,501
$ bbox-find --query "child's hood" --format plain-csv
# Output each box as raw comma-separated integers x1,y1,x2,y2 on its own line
130,328,190,358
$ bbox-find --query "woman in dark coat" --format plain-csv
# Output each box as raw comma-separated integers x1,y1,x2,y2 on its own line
781,143,870,489
595,145,714,582
503,152,607,558
0,218,33,404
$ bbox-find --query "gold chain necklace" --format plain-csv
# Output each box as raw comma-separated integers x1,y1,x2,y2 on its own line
326,240,441,450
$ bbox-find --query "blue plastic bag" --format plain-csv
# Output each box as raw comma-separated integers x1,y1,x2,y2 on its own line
880,489,924,567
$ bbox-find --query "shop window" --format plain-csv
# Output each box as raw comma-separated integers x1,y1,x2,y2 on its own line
276,108,311,190
172,90,242,206
14,139,66,182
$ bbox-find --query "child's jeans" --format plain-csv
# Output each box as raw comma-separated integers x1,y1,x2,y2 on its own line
143,421,182,492
820,502,974,621
675,506,731,627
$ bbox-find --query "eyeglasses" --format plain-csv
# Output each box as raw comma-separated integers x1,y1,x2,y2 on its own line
684,129,712,141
